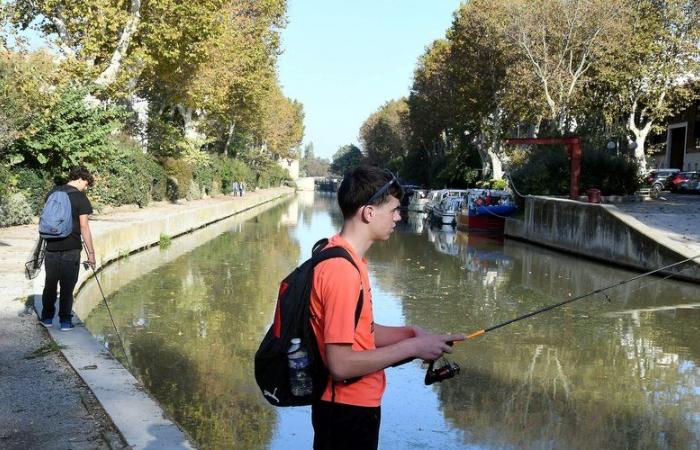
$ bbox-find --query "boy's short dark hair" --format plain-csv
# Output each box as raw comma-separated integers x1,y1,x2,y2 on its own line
337,166,404,219
68,166,95,187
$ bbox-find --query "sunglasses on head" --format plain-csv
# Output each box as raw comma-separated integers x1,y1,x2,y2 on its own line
365,170,400,205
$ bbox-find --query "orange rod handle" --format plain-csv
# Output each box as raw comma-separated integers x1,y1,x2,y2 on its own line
466,329,485,340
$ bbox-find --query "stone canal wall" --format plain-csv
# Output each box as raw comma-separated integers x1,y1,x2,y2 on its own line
75,187,294,293
505,196,700,283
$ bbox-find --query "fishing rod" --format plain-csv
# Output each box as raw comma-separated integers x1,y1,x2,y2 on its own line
423,253,700,385
82,243,132,370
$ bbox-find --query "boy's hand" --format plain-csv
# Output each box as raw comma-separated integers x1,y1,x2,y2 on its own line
412,333,464,362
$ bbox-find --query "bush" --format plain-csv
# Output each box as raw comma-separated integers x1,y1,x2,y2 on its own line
162,158,193,200
0,192,33,227
16,168,56,214
510,146,640,196
10,85,126,171
580,150,639,195
475,178,508,190
510,146,571,196
89,140,165,209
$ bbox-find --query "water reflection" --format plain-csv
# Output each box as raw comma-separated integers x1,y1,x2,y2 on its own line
84,194,700,449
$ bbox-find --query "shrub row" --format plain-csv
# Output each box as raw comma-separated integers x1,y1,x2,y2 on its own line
510,147,639,197
0,141,292,227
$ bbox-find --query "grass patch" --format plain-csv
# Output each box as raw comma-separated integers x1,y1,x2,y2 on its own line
25,340,66,359
159,233,172,249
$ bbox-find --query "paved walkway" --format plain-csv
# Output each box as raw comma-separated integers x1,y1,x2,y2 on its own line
0,190,287,449
614,193,700,255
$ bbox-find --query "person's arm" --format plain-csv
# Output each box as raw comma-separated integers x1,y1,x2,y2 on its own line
374,323,427,347
325,332,462,381
79,214,96,268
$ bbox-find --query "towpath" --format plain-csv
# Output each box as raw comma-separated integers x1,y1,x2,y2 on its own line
0,188,290,449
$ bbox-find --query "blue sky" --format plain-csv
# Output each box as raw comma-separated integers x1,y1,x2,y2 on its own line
278,0,463,160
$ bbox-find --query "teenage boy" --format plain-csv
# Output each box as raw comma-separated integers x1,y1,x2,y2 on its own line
310,166,463,450
40,167,96,331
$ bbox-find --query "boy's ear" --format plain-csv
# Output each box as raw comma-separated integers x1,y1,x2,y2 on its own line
359,205,373,223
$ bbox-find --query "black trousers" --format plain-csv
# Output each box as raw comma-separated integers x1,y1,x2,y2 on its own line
41,249,81,322
312,401,381,450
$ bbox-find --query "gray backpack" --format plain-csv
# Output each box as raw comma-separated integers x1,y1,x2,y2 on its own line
39,188,73,239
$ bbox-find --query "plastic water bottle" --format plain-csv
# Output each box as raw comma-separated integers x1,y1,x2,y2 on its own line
287,338,313,397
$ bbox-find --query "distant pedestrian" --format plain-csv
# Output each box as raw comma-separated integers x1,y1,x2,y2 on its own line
39,167,96,331
239,181,245,197
231,181,240,196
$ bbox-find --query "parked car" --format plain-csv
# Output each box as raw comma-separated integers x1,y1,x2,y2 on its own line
642,168,680,196
677,172,700,193
668,171,690,191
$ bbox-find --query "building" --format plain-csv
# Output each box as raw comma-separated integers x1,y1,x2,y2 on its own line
648,99,700,171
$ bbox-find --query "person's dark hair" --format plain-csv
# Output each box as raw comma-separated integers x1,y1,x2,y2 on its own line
68,166,95,186
337,166,404,219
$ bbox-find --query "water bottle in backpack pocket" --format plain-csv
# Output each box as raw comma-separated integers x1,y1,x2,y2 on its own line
287,338,313,397
39,189,73,239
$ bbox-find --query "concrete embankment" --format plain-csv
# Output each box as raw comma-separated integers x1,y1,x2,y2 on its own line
505,196,700,283
0,187,294,450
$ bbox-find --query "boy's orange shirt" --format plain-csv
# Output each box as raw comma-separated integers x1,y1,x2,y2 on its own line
309,234,386,407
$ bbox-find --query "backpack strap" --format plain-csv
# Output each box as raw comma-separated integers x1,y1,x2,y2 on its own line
311,245,364,330
311,243,366,392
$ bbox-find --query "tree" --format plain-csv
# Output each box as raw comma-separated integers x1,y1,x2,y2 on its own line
407,39,457,185
330,144,364,176
447,0,515,180
592,0,700,173
359,99,411,170
504,0,625,134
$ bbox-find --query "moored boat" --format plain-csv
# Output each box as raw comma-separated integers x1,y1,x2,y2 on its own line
456,189,516,232
407,189,430,212
432,195,466,226
424,189,467,214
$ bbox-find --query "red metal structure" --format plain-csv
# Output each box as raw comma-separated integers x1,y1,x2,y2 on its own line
505,137,582,199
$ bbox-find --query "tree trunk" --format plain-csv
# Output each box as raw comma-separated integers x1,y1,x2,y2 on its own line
94,0,142,87
489,142,503,180
627,103,653,175
224,122,236,157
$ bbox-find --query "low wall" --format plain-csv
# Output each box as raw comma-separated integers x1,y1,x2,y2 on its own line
77,187,294,292
505,196,700,283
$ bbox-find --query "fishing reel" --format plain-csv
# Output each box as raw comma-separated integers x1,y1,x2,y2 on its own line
424,358,460,385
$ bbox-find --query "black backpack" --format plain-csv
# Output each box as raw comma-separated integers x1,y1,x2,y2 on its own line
254,238,363,407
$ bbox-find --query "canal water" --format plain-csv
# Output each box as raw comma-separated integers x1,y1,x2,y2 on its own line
82,193,700,449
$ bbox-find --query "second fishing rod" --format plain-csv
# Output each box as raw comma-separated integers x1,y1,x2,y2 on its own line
420,254,700,385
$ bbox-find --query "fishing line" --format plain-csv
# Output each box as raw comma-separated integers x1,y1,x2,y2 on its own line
82,243,132,370
462,254,700,340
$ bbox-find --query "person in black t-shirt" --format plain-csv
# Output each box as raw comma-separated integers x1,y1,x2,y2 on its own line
40,167,96,331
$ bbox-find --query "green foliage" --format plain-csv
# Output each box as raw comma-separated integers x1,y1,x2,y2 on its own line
15,168,55,214
147,116,188,159
0,192,33,227
159,233,172,249
475,178,508,190
300,142,330,177
89,139,166,209
211,155,252,192
510,147,571,196
162,158,194,200
11,85,126,170
510,146,640,196
330,144,364,176
580,149,639,195
359,99,410,167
